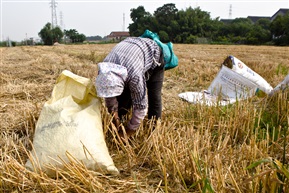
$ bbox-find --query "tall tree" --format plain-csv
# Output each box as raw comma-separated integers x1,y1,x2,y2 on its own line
246,18,271,44
64,29,86,43
154,3,178,40
175,6,219,43
38,23,63,45
270,13,289,45
218,18,253,43
128,6,153,36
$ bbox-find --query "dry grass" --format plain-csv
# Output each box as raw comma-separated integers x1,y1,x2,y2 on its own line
1,44,289,192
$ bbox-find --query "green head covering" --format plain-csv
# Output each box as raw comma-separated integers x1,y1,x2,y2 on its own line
140,29,178,70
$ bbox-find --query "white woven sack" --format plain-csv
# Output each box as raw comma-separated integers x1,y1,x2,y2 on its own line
229,55,273,94
270,74,289,95
208,65,259,100
25,70,119,177
178,91,235,106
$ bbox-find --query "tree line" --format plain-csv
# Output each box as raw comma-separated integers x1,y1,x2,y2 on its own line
3,3,287,46
37,23,106,45
37,4,288,46
128,4,289,46
37,23,86,45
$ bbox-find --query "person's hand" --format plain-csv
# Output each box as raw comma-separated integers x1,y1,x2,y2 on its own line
118,108,146,138
126,121,139,132
111,111,120,129
118,122,137,139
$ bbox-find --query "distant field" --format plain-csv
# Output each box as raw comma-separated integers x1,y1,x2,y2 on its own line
1,44,289,192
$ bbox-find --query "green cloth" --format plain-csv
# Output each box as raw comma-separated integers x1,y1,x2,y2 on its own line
140,29,178,70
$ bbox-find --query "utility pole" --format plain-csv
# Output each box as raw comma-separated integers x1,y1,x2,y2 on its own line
50,0,57,28
229,4,232,19
59,11,64,30
122,13,125,31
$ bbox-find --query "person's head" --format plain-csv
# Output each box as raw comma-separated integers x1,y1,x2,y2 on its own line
95,62,127,98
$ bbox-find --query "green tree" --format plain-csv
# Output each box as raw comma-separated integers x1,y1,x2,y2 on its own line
158,30,169,42
86,35,103,41
38,23,63,45
246,19,271,44
64,29,86,43
218,18,253,44
128,6,154,36
230,18,253,37
256,18,271,30
154,3,178,40
270,13,289,45
175,6,220,43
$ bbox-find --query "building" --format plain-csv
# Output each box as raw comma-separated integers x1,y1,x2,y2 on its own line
220,19,234,24
220,8,289,24
106,31,130,41
271,8,289,21
247,16,271,23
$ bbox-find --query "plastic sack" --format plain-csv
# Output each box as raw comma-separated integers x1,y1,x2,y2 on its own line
179,56,273,106
223,55,273,94
207,65,260,99
25,70,119,177
269,74,289,96
179,65,258,106
140,29,178,70
178,90,234,106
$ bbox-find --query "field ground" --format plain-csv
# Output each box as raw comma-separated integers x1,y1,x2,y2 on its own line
1,44,289,192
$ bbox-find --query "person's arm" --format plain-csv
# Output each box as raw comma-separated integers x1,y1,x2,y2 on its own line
126,107,147,131
126,72,148,132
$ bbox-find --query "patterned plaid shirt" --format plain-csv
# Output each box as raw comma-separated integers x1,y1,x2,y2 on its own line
103,37,161,109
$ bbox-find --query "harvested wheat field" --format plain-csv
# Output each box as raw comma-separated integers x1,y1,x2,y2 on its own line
1,44,289,192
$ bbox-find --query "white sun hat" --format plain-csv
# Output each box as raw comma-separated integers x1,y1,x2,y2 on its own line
95,62,128,98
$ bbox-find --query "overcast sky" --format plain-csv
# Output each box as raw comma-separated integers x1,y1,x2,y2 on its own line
1,0,289,41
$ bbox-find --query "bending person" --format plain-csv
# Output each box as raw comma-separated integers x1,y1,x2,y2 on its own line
95,32,178,137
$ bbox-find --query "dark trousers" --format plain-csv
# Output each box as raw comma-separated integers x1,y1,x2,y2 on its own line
117,66,165,120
